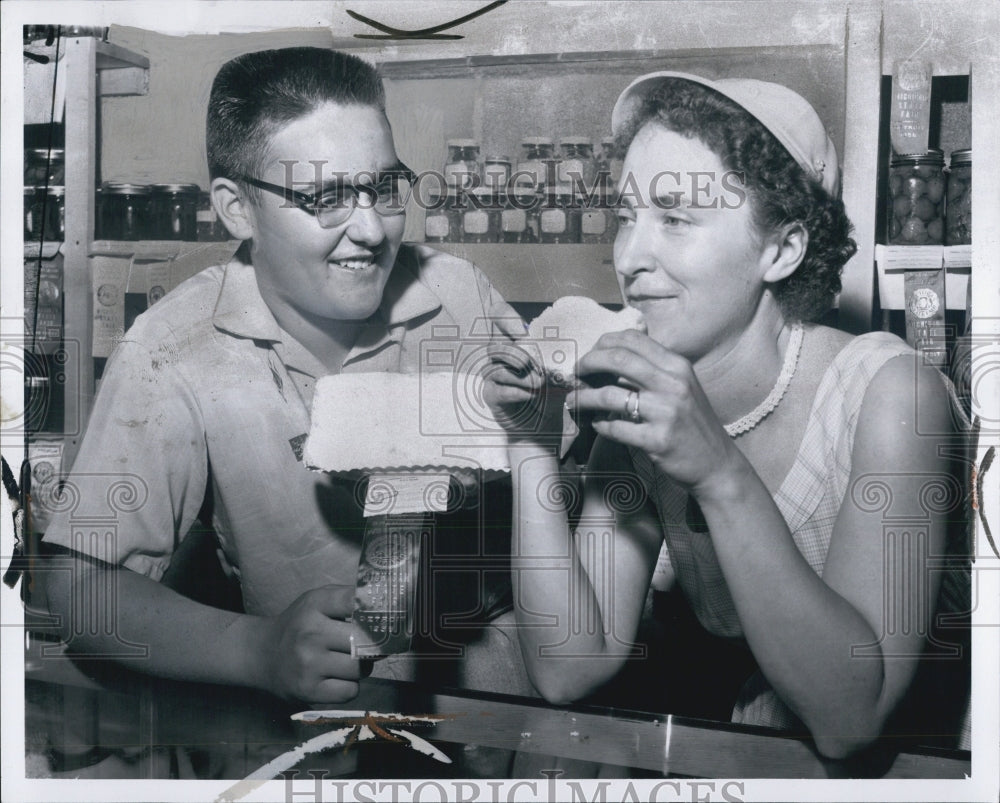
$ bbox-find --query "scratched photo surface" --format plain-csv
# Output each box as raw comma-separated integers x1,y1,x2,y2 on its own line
3,3,999,803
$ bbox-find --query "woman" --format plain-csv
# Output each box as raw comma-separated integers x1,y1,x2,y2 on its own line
487,72,962,759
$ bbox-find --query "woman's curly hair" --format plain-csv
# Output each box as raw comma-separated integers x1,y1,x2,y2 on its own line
614,79,857,322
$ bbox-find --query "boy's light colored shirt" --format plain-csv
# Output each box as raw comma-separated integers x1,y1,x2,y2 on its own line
42,243,510,615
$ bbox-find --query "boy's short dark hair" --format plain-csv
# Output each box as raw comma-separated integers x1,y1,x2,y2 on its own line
207,47,386,193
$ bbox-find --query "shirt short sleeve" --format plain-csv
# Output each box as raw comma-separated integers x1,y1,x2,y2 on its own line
42,337,208,581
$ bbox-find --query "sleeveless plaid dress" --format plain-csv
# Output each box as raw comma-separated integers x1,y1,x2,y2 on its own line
629,332,971,744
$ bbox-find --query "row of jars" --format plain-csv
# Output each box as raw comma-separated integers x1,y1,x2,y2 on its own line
27,180,619,246
97,183,231,241
443,137,623,197
25,148,66,187
887,148,972,245
24,150,68,241
424,187,618,245
24,186,66,242
25,183,231,242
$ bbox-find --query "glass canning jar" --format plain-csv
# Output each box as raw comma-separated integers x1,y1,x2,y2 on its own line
24,187,45,241
444,139,481,192
580,187,617,244
483,156,512,193
945,149,971,245
150,183,200,240
45,186,66,241
887,150,946,245
598,137,624,188
539,190,581,244
514,138,556,191
461,188,500,243
500,187,539,243
100,182,152,240
24,148,65,186
23,186,65,242
424,192,460,243
557,137,596,195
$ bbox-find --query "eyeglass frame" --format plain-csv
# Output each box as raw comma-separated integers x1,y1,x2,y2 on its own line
236,162,416,227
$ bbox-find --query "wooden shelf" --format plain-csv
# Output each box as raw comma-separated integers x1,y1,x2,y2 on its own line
379,44,842,79
89,239,238,258
94,40,150,71
24,242,63,259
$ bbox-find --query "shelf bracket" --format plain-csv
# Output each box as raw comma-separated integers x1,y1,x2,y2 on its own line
98,67,148,97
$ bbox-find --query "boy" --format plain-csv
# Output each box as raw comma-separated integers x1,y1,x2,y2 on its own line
40,47,529,703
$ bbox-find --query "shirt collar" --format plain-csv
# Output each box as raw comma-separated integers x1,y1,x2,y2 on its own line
343,245,446,366
377,245,443,328
212,253,283,342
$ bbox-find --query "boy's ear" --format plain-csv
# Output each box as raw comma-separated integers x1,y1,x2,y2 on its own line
761,221,808,283
211,178,253,241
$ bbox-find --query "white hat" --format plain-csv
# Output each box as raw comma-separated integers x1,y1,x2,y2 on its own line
611,71,840,197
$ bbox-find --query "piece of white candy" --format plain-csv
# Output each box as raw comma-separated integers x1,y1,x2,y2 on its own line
527,296,644,386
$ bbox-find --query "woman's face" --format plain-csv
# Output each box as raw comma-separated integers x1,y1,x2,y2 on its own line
613,122,774,362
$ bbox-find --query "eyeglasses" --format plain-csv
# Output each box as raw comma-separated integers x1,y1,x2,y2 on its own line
238,163,416,228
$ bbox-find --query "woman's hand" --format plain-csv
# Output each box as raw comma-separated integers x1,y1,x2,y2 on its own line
483,338,569,446
568,329,745,493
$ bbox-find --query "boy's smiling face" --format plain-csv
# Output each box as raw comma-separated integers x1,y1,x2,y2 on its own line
244,102,406,324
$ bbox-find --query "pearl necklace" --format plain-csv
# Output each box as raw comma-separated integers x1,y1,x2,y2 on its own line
724,323,804,437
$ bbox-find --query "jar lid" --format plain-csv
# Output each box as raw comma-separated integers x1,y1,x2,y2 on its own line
890,148,944,167
428,190,460,203
950,148,971,165
559,136,591,147
467,187,496,200
446,138,479,149
65,26,107,38
46,186,66,196
150,183,201,193
27,147,65,161
521,136,554,147
102,182,152,194
484,156,511,164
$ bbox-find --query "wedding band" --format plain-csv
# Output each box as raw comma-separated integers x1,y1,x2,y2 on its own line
625,390,641,422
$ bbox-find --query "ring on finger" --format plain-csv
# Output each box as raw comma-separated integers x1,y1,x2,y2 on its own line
625,389,641,422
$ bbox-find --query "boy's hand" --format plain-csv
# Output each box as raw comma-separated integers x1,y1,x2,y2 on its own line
259,584,371,704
